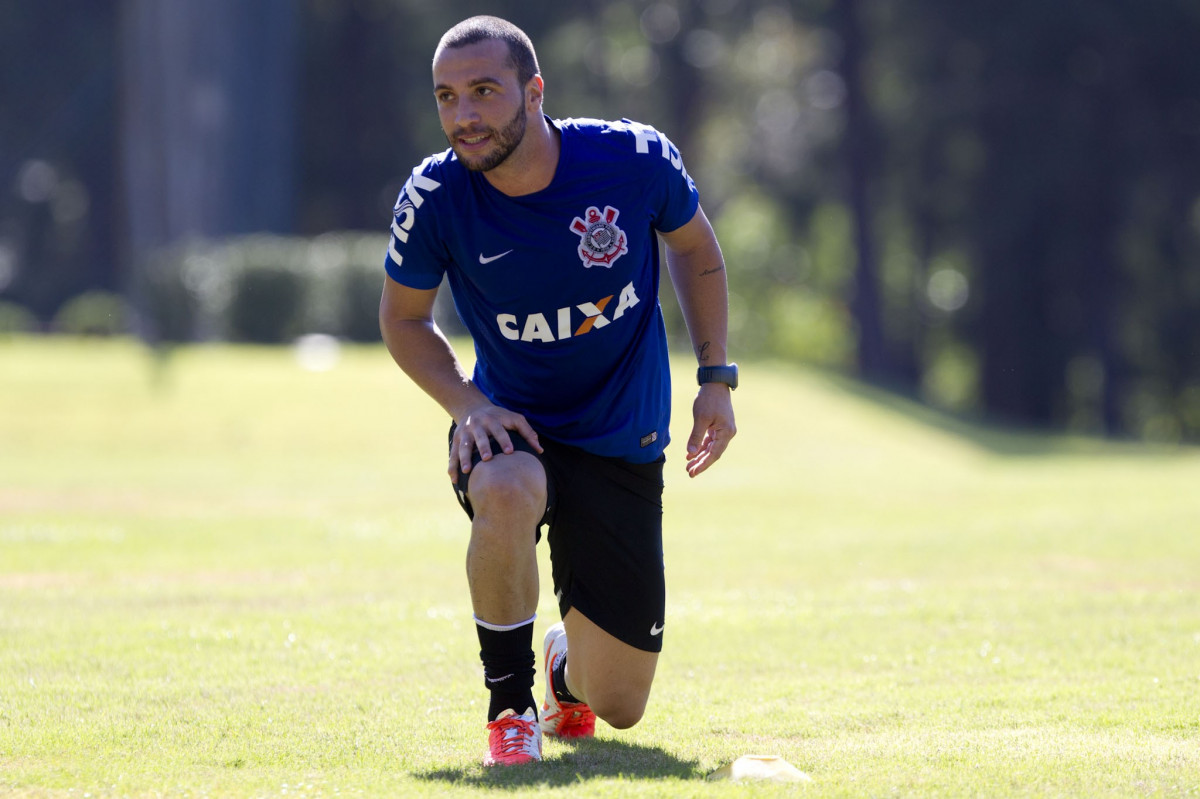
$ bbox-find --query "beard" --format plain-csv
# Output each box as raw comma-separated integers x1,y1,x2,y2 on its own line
448,103,528,173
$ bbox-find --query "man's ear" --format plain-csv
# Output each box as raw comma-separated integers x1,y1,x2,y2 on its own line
526,75,544,109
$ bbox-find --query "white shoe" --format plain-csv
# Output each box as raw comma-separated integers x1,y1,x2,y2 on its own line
540,622,596,739
483,707,542,766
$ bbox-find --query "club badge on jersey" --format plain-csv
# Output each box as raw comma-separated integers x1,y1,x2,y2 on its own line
570,205,628,269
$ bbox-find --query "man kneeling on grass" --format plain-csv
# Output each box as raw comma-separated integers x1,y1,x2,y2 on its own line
379,15,737,765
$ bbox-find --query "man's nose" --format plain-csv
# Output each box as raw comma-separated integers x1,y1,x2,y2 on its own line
454,98,480,128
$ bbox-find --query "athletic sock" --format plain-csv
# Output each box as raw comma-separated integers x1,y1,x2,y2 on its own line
552,650,582,705
475,615,537,722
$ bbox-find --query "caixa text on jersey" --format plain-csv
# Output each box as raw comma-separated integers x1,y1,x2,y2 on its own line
497,282,641,343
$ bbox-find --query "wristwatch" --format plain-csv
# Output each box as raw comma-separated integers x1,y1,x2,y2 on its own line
697,363,738,390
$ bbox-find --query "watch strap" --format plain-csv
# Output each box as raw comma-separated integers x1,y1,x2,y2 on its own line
697,363,738,390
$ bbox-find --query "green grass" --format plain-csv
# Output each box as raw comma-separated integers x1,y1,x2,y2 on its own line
2,337,1199,797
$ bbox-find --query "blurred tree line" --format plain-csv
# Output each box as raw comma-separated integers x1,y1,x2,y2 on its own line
1,0,1198,441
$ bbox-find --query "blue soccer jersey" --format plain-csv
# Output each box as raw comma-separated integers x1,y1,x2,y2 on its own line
384,117,700,462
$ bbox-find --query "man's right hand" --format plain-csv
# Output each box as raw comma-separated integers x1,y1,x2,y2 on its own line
449,404,543,480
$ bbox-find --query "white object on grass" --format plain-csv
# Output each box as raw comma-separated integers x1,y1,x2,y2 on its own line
707,755,812,782
294,333,341,372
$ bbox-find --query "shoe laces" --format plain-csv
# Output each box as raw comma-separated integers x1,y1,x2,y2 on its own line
544,701,596,736
488,713,538,757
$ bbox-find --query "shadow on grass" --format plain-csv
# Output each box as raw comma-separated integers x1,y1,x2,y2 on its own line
795,360,1195,458
413,737,703,788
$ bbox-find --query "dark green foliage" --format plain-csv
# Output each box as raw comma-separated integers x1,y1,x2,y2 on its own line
229,265,307,344
140,249,198,345
140,234,385,345
0,301,38,335
52,291,129,337
340,265,384,343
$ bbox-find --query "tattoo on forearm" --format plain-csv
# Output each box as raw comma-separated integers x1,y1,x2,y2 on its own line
699,266,725,277
699,341,711,362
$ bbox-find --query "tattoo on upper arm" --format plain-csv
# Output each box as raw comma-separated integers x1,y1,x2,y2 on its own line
699,341,711,363
699,266,725,277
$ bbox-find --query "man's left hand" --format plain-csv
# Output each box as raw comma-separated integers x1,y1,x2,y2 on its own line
685,384,736,478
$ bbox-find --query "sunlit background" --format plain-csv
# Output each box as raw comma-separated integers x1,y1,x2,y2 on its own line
2,0,1198,441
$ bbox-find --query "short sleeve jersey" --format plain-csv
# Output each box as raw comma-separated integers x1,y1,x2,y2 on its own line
384,117,699,463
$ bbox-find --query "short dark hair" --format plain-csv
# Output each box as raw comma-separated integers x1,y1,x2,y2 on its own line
435,16,540,87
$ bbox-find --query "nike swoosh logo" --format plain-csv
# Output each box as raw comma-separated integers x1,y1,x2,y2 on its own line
486,673,514,684
650,622,664,636
478,250,513,265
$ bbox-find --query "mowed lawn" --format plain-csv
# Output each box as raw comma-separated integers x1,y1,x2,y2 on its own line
1,338,1199,798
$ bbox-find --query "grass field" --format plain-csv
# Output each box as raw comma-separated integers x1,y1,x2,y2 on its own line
2,337,1199,798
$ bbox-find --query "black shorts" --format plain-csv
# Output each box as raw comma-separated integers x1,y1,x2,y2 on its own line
450,424,666,653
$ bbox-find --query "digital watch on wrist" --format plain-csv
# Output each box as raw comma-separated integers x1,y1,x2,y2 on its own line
697,363,738,390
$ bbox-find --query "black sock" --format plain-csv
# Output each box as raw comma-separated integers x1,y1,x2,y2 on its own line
552,651,582,705
476,616,537,722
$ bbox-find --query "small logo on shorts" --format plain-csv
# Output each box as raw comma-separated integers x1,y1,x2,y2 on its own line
650,621,665,636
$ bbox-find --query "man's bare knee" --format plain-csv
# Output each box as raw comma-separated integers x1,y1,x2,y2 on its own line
466,454,545,523
587,690,648,730
575,662,653,730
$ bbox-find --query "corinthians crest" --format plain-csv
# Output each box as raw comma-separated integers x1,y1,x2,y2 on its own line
570,205,628,268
